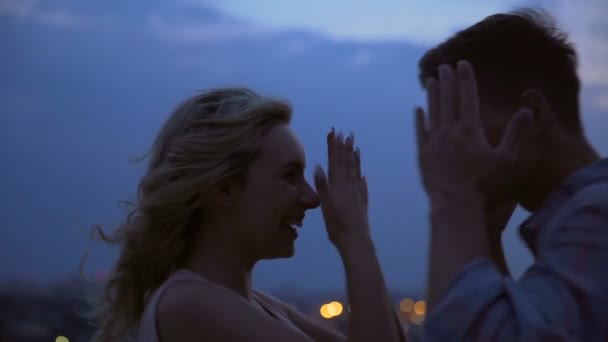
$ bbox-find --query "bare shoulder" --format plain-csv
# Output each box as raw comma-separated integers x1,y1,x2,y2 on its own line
258,292,346,342
156,281,224,333
157,282,316,342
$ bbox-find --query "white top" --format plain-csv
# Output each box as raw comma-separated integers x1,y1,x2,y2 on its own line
137,269,306,341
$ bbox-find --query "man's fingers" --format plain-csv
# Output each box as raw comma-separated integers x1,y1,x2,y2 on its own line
360,175,368,205
439,64,457,125
426,78,440,130
457,60,481,127
415,107,428,150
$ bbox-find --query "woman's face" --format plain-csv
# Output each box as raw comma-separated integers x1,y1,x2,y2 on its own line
229,123,320,260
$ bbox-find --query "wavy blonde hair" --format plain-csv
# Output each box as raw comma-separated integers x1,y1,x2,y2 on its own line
85,87,292,341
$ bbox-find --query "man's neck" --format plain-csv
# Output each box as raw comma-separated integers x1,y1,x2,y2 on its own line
523,137,600,212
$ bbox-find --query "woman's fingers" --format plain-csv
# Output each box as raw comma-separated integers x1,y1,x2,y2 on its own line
326,129,365,193
354,147,361,178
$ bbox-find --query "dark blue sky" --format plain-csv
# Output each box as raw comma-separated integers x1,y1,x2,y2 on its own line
1,0,607,295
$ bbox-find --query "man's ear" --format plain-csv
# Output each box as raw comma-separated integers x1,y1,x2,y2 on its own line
520,89,551,137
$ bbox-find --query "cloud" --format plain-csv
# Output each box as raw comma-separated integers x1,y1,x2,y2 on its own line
545,0,608,87
541,0,608,113
351,50,374,68
177,0,222,8
209,1,607,114
280,40,308,57
34,8,88,28
0,0,88,28
0,0,35,17
208,0,526,45
591,91,608,113
145,13,269,43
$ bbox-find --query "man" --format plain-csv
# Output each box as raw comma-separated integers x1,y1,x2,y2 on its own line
414,9,608,341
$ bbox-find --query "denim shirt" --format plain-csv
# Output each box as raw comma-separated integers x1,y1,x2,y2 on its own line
423,158,608,342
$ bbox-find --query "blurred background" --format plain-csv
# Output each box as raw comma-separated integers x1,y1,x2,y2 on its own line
1,0,607,341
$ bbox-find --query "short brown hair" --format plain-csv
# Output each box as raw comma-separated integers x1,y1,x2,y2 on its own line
418,8,582,135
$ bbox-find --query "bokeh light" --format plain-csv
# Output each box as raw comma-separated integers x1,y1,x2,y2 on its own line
414,300,426,316
400,298,414,312
56,336,69,342
327,303,337,316
329,301,343,316
320,301,344,319
320,304,332,318
410,312,425,325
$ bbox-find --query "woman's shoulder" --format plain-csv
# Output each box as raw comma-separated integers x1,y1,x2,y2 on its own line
252,290,294,318
252,290,289,307
251,290,346,342
157,270,246,313
155,274,317,341
155,274,250,340
138,269,211,341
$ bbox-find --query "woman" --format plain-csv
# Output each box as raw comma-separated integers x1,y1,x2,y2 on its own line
88,88,403,341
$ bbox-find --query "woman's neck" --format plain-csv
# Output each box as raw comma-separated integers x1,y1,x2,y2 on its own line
185,227,256,300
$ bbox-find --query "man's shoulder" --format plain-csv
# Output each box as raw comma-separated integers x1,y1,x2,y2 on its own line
540,179,608,234
520,176,608,248
567,179,608,210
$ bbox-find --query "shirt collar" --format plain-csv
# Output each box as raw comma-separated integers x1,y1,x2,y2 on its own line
519,157,608,254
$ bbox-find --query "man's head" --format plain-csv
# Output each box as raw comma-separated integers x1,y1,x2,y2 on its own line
418,8,591,210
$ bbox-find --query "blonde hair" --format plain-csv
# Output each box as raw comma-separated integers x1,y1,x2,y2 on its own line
85,87,292,341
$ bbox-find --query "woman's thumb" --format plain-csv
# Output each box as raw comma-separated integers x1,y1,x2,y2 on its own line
314,165,329,199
